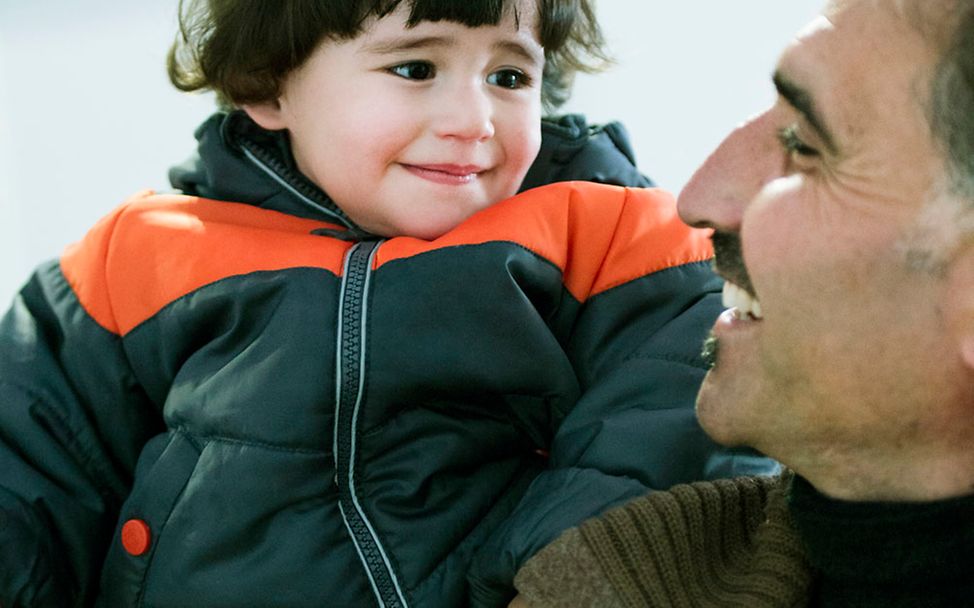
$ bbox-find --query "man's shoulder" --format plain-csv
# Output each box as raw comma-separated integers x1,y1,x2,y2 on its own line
517,475,812,607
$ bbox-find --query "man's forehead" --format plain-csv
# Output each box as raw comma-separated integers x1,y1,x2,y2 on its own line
814,0,951,57
778,0,944,75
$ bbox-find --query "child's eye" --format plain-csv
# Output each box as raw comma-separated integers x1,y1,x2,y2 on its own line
487,69,531,90
776,124,819,159
389,62,436,81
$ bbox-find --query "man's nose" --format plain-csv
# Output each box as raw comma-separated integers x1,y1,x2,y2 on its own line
432,81,495,142
678,110,781,232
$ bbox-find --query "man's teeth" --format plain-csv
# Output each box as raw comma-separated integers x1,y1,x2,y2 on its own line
722,281,763,320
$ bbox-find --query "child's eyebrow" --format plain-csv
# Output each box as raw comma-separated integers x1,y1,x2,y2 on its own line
361,35,543,66
361,35,452,55
494,40,544,67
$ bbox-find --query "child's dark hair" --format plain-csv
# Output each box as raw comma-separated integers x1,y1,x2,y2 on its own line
167,0,610,114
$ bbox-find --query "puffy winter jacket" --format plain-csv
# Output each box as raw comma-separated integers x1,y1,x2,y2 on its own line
0,112,772,607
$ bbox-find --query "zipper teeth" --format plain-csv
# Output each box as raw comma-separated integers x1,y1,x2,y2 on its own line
239,143,352,228
334,241,407,608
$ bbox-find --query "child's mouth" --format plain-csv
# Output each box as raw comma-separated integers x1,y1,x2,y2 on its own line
402,163,484,186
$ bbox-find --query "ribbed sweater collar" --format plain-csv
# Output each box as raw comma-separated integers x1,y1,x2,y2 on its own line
788,475,974,607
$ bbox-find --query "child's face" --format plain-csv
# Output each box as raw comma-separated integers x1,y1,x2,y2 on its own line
245,1,544,240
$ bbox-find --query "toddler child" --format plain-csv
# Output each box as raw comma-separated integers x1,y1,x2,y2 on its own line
0,0,772,606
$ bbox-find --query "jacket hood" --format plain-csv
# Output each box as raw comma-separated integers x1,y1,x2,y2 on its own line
520,114,653,191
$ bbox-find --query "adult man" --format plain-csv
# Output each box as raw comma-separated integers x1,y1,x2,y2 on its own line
510,0,974,605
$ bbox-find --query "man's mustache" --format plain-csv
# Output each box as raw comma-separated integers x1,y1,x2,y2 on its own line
711,231,756,297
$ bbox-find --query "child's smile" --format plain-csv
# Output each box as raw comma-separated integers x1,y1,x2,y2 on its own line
400,163,488,186
244,0,544,240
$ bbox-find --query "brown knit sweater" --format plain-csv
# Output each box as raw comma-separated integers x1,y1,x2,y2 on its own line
514,474,811,607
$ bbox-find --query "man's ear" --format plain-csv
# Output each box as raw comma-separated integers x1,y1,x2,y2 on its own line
946,240,974,370
242,100,287,131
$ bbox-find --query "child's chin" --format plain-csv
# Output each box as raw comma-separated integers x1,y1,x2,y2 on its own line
397,209,481,241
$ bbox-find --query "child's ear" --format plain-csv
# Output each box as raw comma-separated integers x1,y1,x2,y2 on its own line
242,101,287,131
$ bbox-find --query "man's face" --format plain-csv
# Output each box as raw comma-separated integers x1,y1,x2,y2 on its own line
678,0,972,499
245,1,543,240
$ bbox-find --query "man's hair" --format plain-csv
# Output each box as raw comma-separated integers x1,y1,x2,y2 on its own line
929,0,974,199
167,0,609,114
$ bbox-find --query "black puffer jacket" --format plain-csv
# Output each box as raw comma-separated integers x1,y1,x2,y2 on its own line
0,112,773,607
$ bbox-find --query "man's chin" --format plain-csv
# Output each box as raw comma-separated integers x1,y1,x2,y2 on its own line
693,349,746,447
695,396,740,447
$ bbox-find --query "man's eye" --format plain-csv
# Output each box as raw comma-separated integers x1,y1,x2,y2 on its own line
389,62,435,80
487,69,530,89
776,125,819,158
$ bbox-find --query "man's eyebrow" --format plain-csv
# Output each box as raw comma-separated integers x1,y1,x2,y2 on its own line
772,71,839,155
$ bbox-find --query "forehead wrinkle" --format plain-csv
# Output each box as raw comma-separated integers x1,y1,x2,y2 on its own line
359,34,455,55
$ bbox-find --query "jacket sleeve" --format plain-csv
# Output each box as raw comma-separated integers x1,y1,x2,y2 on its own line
467,186,777,607
0,217,162,606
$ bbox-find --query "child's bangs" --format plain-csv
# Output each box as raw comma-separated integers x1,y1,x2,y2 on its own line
363,0,522,30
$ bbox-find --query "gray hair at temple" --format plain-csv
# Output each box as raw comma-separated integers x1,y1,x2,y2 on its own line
929,0,974,200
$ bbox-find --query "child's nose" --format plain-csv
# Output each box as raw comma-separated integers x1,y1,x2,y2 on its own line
432,83,495,142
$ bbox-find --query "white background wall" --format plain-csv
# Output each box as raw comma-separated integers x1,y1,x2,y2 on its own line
0,1,821,307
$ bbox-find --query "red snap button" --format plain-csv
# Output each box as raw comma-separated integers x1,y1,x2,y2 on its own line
121,519,152,556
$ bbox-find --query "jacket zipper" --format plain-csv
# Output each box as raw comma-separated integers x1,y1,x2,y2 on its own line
334,239,408,608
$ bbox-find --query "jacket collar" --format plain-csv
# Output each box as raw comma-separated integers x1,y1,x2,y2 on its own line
169,111,355,228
